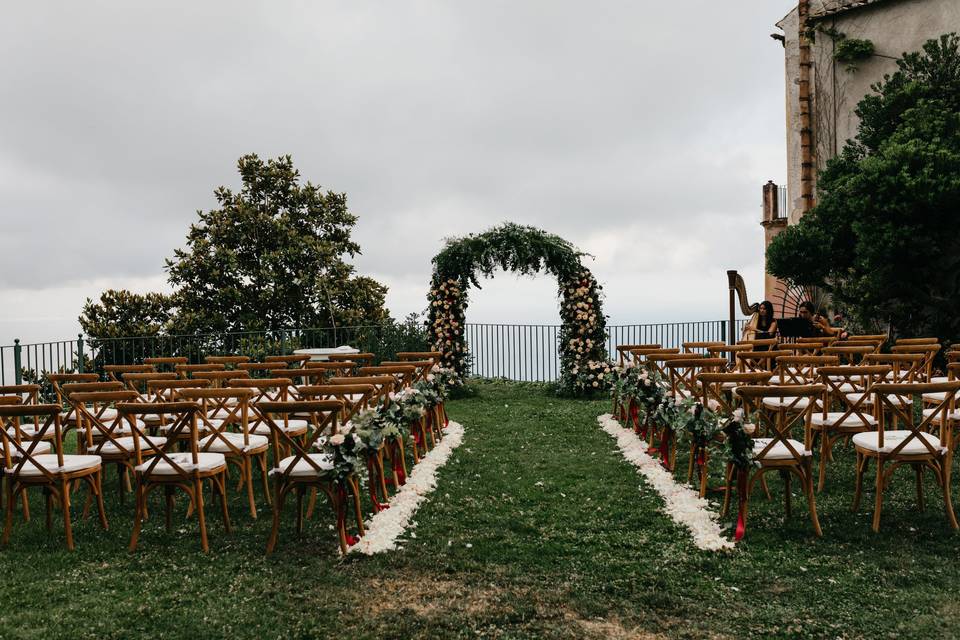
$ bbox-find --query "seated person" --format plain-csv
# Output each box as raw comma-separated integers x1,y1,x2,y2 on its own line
742,300,778,348
797,301,849,339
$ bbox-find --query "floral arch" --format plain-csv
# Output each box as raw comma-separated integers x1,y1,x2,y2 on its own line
427,223,610,395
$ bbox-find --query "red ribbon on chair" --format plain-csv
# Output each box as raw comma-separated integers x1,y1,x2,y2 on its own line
365,457,384,512
391,440,406,486
629,400,639,432
658,428,673,469
336,484,360,547
734,470,748,541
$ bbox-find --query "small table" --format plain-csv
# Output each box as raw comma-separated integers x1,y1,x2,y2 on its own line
292,346,360,362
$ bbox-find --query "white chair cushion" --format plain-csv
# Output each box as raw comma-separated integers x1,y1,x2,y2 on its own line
10,441,52,457
136,452,226,475
852,430,944,455
930,376,949,384
90,436,167,455
206,408,243,421
199,432,269,453
921,391,951,402
274,453,334,477
250,419,310,436
921,407,960,423
6,454,101,476
761,397,814,410
5,423,55,439
810,412,877,428
79,418,148,437
753,437,810,460
846,392,912,406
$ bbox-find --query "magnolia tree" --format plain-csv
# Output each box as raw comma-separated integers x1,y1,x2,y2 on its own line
427,223,611,396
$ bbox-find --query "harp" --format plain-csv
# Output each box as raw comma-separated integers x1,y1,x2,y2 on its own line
727,270,759,346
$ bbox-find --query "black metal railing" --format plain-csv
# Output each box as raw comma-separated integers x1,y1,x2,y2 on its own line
2,320,747,385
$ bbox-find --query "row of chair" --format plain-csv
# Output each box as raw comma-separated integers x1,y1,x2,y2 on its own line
0,350,445,552
614,338,960,539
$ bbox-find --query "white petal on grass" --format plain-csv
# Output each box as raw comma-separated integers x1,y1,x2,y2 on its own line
597,413,734,552
349,421,465,555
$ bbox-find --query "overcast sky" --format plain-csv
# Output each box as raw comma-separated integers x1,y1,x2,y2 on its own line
0,1,797,344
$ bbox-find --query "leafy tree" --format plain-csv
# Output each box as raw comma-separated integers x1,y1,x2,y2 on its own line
79,289,173,338
166,154,388,334
767,34,960,339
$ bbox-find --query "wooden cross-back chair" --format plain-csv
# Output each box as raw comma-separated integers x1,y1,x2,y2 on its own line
834,339,884,353
779,342,825,356
228,378,307,454
813,365,890,491
735,350,791,375
895,337,940,346
120,372,179,396
269,368,326,392
862,354,925,403
738,337,779,350
645,353,703,387
725,384,826,539
1,403,107,550
236,362,289,378
69,389,149,499
175,363,226,379
358,365,416,390
891,343,940,382
261,399,365,554
773,355,839,385
61,381,125,446
851,381,960,532
395,351,442,363
682,341,725,354
328,375,395,407
142,379,212,438
0,385,43,444
48,373,100,430
178,387,268,519
666,357,726,402
204,355,250,369
298,384,386,511
263,354,311,368
143,356,188,372
692,371,773,499
303,361,356,381
104,364,155,382
821,345,873,366
194,369,250,389
615,344,661,365
121,401,231,552
328,352,374,367
847,333,888,343
379,360,433,383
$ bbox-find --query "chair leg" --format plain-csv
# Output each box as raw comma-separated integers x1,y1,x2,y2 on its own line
305,488,318,520
245,458,257,519
94,472,108,530
803,459,822,537
782,470,792,518
129,482,145,552
852,453,867,512
915,464,925,512
217,475,231,534
21,490,30,522
259,455,271,506
817,431,830,493
195,479,209,553
61,479,75,551
943,454,959,530
265,482,285,555
351,477,365,536
872,458,885,533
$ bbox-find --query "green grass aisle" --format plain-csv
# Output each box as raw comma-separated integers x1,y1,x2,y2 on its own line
5,381,960,638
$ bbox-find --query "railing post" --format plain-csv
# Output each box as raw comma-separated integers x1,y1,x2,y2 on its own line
13,339,22,384
77,334,85,373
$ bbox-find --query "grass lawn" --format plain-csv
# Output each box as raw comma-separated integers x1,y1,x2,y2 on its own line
4,380,960,639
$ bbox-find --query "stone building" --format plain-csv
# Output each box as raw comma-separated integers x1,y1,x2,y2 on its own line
761,0,959,301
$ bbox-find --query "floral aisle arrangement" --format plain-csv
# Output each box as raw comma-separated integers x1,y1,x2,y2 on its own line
426,223,610,396
610,363,665,438
722,408,758,541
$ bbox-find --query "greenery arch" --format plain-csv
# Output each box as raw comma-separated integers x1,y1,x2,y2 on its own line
427,223,611,395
